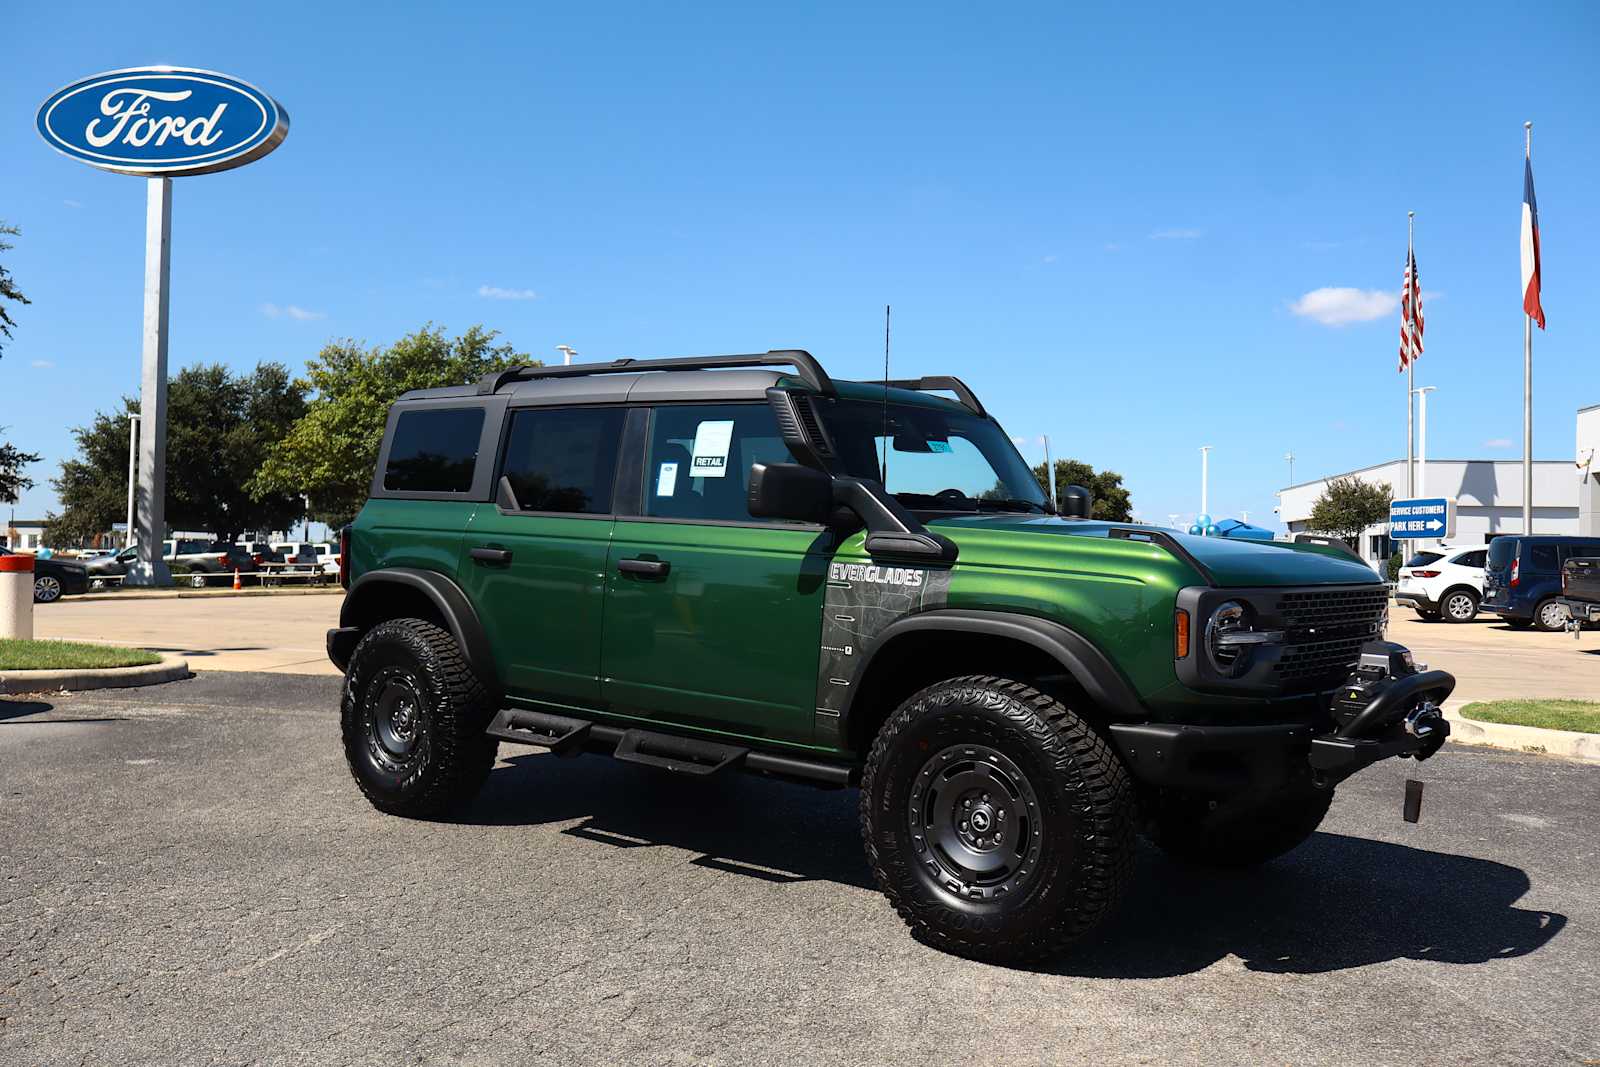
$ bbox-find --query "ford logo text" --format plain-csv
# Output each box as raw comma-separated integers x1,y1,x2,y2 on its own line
37,67,289,177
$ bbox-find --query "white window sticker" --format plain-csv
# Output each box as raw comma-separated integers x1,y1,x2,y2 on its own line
655,461,679,497
689,420,735,478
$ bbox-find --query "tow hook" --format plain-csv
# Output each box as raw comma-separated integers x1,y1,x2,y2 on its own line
1403,701,1443,741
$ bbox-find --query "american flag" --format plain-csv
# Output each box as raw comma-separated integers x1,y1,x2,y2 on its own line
1521,156,1545,329
1398,249,1424,372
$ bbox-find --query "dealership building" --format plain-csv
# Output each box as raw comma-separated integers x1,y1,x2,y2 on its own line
1279,403,1600,568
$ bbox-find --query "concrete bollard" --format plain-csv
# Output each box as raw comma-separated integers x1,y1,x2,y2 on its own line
1,552,34,640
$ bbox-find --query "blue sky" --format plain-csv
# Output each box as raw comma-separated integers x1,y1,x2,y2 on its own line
3,1,1597,528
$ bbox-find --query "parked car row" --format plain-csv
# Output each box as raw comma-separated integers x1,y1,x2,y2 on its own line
0,546,89,603
1394,534,1600,632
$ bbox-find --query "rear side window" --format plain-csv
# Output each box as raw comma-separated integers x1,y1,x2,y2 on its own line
1528,543,1559,572
384,408,485,493
1404,551,1443,567
1452,550,1487,569
499,407,626,514
1561,542,1600,560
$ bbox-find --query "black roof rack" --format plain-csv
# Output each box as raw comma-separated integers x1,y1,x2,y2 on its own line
860,376,986,417
475,349,836,397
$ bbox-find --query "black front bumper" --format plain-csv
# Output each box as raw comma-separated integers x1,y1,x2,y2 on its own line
1108,665,1455,792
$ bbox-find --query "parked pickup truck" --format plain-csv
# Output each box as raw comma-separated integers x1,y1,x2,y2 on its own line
1558,556,1600,634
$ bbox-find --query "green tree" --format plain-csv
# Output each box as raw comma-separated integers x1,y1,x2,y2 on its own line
0,428,41,504
1030,458,1134,521
0,221,29,359
252,325,531,525
46,363,308,545
1307,476,1392,545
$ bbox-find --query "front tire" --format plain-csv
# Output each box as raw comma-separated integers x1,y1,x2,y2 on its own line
188,572,209,589
34,575,63,603
1534,598,1568,632
1144,786,1333,868
341,618,498,818
1441,589,1479,623
860,675,1135,964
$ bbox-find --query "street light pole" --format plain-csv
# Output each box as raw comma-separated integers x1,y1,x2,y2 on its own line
124,413,140,549
556,344,578,366
1284,451,1295,486
1199,446,1213,517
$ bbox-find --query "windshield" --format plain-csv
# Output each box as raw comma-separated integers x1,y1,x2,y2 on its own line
817,398,1048,513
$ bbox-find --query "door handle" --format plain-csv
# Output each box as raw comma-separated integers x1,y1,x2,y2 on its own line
617,557,670,577
470,546,513,565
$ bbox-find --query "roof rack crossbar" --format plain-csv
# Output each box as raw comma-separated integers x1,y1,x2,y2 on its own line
476,349,835,397
860,376,986,417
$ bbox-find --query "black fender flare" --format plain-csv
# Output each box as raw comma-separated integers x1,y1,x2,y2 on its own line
337,567,499,695
840,608,1145,738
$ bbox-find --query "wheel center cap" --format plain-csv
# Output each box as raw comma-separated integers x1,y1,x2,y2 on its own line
969,807,993,833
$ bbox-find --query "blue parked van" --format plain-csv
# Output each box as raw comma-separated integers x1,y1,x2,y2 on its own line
1481,535,1600,630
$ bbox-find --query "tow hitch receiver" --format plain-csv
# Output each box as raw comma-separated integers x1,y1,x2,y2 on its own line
1308,641,1455,786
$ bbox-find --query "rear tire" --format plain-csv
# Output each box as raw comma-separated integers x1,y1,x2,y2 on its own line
1533,598,1568,632
33,575,63,603
1441,589,1479,623
860,675,1135,964
341,618,498,818
188,572,208,589
1144,786,1333,868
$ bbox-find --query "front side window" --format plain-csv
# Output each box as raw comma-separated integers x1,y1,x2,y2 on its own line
499,407,626,515
643,404,797,522
384,408,485,493
818,398,1048,513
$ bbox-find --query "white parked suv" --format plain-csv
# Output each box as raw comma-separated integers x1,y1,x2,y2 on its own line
1394,546,1488,623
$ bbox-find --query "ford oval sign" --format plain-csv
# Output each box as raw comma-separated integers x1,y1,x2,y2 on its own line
37,66,288,177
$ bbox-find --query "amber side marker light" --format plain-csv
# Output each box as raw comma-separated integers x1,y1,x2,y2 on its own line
1174,608,1191,659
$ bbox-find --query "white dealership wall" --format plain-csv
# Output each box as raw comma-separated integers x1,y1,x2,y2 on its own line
1579,403,1599,536
1279,459,1579,567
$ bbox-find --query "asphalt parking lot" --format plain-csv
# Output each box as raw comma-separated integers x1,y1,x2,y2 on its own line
2,672,1595,1066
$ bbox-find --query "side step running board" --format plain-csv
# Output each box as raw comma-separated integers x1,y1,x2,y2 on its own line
613,729,747,776
485,708,593,756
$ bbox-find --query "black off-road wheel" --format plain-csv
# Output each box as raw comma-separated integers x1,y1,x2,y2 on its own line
860,675,1135,964
340,618,498,818
1143,786,1333,868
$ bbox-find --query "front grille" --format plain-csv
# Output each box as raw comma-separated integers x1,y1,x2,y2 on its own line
1271,587,1388,685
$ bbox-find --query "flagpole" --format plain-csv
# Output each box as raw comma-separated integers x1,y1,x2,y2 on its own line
1523,121,1534,535
1407,211,1415,499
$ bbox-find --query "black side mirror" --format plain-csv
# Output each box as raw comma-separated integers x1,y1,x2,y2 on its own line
1060,484,1093,519
748,463,833,524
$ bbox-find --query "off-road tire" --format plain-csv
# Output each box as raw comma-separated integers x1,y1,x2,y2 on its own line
1143,786,1333,868
341,618,498,818
860,675,1135,964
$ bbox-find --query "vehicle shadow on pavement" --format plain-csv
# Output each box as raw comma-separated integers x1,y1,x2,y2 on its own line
0,699,54,722
1052,832,1566,978
468,752,876,889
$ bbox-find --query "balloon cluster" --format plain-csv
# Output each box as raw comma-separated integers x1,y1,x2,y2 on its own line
1187,513,1220,537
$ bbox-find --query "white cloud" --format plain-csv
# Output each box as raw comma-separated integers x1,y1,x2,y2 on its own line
30,359,55,368
1103,242,1123,253
1288,287,1398,326
1041,254,1058,264
1483,437,1513,449
62,199,82,209
260,303,327,321
478,285,539,301
1150,228,1203,240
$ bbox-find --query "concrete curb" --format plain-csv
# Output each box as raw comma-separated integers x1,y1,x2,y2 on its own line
71,586,343,604
1443,703,1600,764
0,653,191,695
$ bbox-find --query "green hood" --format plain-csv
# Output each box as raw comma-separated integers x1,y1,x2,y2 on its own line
923,514,1381,587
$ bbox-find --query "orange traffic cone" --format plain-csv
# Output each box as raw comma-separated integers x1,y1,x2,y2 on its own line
233,567,242,591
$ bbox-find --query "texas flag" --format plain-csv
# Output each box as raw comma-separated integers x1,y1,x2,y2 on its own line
1521,157,1545,328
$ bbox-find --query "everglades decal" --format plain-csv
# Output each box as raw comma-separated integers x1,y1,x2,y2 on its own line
813,561,951,744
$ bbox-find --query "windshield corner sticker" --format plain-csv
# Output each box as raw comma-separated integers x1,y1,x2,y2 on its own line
813,561,951,744
689,420,735,478
655,461,679,497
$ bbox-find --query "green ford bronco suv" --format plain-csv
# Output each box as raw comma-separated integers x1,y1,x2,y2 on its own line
328,350,1455,963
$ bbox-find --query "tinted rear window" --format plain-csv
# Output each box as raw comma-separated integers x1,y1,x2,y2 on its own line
499,407,626,514
1529,544,1559,571
1404,551,1443,567
1452,550,1487,569
1487,539,1517,570
385,408,485,493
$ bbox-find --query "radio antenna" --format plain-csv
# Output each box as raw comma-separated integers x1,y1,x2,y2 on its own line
880,304,891,483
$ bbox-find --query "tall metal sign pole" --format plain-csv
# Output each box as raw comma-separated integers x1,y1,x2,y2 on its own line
1405,212,1416,499
131,179,174,584
1522,121,1535,536
36,67,289,582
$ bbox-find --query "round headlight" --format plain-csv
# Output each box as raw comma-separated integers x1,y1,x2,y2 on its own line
1206,599,1250,675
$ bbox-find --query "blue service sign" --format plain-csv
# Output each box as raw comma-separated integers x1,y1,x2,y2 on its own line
37,67,288,177
1389,497,1454,538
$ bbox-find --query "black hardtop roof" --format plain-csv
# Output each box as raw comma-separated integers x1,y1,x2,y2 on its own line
393,349,983,414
